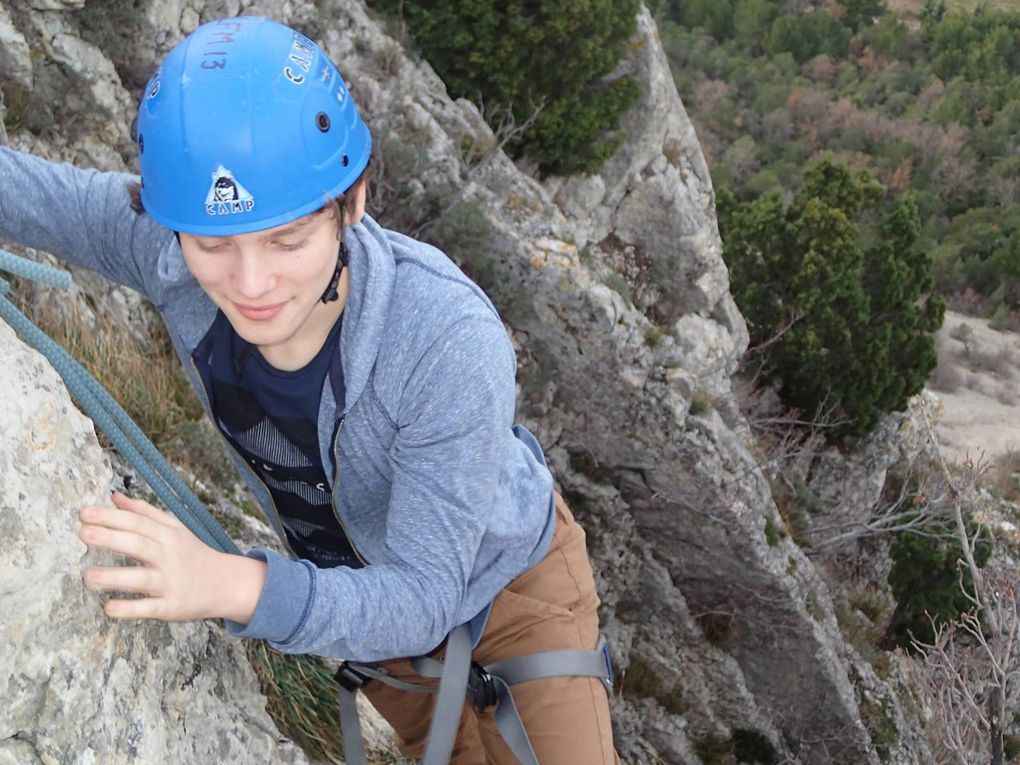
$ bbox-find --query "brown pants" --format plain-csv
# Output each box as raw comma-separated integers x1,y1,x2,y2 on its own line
362,494,620,764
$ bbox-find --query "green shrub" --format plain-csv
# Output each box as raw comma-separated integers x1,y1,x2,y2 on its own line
764,515,786,546
883,510,993,650
369,0,641,175
719,157,945,437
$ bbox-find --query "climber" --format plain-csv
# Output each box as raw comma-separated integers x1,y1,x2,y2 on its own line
0,16,619,765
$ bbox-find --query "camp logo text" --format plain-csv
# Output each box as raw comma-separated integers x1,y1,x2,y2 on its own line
205,165,255,216
284,33,316,85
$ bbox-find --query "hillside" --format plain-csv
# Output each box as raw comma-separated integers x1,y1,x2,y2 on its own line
653,0,1020,331
1,1,1017,763
932,309,1020,463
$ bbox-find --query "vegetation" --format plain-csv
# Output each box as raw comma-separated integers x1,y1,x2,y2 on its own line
245,642,349,764
15,297,202,450
884,509,992,649
368,0,642,175
720,157,944,436
652,0,1020,325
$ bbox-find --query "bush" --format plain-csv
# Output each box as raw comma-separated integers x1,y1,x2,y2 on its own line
369,0,641,176
720,157,945,437
245,642,347,764
992,449,1020,503
884,510,992,649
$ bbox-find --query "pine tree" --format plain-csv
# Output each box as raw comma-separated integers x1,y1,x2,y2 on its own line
885,510,992,649
720,158,945,437
370,0,641,175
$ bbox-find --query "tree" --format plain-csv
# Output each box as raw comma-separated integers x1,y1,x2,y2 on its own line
921,0,947,27
840,0,887,31
371,0,641,176
733,0,777,56
719,158,945,437
910,444,1015,765
885,508,992,648
765,12,852,63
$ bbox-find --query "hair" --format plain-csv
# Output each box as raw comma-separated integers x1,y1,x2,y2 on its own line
126,157,374,234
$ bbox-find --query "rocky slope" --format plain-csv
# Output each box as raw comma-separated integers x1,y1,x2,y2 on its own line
0,0,944,763
0,318,307,764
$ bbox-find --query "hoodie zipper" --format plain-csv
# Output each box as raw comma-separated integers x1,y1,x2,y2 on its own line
330,417,367,566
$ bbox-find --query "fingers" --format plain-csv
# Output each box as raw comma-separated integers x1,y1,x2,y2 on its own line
84,565,169,620
79,494,179,537
84,564,158,595
102,597,167,621
78,523,160,564
111,491,180,527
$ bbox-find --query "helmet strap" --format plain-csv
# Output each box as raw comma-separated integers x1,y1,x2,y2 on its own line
320,241,348,304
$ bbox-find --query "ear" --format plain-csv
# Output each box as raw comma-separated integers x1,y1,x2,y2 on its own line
346,178,368,226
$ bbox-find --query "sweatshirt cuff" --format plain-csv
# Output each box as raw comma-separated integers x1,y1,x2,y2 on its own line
223,548,316,645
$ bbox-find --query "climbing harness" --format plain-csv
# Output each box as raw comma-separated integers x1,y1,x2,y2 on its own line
334,624,614,765
0,247,615,764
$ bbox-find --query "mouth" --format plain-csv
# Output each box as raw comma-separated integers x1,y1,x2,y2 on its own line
234,301,287,321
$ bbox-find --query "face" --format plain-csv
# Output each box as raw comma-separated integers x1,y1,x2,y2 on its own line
214,178,239,201
179,207,343,354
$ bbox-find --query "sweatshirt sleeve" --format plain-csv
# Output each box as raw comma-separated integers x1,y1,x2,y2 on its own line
0,145,171,298
225,316,517,661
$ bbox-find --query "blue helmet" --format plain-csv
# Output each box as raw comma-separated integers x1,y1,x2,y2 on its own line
137,17,372,236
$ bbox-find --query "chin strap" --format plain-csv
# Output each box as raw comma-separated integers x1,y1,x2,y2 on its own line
320,241,348,304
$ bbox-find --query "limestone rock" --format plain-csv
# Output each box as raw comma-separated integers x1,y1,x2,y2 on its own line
0,0,942,762
0,5,31,92
0,320,306,764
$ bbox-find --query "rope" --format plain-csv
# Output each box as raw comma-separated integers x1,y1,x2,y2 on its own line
0,248,72,289
0,249,237,554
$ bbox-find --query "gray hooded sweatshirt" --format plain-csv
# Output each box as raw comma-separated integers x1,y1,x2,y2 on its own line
0,146,555,662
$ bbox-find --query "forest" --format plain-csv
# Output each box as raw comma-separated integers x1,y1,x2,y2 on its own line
367,0,1017,436
650,0,1020,329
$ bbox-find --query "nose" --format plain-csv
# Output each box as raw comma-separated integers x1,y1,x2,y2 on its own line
233,249,276,300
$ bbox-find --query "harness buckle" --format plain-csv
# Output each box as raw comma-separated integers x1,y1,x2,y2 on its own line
334,662,369,694
467,661,498,712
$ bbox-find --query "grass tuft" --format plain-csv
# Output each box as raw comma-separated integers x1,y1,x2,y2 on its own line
18,297,202,450
246,641,347,763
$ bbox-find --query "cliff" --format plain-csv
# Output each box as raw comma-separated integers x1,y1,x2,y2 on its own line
0,1,943,762
0,317,308,763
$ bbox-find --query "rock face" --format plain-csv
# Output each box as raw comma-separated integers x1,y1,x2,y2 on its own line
0,1,938,763
0,321,306,764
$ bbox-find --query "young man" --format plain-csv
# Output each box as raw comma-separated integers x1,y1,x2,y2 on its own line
0,17,618,764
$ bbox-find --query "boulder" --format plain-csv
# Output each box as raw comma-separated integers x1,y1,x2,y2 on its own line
0,319,306,764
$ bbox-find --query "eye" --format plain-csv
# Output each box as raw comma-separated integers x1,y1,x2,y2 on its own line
200,241,230,253
274,239,307,251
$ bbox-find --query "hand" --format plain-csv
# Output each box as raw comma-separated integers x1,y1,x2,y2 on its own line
78,491,266,623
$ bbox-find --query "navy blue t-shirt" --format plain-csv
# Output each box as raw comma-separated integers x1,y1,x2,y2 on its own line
205,310,362,569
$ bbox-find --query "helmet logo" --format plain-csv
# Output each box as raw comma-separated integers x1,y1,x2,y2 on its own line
205,165,255,217
284,35,315,85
